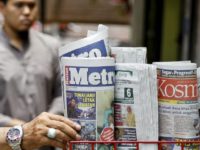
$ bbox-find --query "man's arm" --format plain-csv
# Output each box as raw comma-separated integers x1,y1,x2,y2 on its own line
0,114,25,127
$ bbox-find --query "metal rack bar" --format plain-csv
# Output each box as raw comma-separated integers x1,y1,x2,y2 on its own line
68,140,200,150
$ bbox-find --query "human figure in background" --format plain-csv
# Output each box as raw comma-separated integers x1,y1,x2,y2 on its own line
0,0,64,149
67,98,82,118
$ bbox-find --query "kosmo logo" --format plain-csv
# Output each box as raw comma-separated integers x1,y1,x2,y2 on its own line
65,66,115,87
158,77,198,101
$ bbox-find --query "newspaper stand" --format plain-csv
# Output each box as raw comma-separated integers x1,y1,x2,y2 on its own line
69,140,200,150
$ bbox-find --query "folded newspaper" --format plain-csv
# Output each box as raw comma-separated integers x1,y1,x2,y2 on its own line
153,61,199,150
60,57,115,149
115,63,158,150
59,24,110,58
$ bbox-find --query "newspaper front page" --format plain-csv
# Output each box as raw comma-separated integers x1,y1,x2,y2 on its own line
61,57,115,150
58,25,110,122
154,62,200,150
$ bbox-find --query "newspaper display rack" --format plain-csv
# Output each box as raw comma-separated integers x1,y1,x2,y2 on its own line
68,140,200,150
59,25,200,150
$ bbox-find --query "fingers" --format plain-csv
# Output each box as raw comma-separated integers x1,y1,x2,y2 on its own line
22,112,81,149
41,112,82,140
43,126,74,142
47,113,81,131
22,124,69,149
39,136,66,148
45,120,81,140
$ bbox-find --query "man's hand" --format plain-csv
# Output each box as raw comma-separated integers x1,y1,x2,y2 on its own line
21,112,81,150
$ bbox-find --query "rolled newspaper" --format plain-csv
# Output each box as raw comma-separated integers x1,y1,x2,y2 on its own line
153,62,199,150
59,25,110,58
60,57,115,149
115,63,158,150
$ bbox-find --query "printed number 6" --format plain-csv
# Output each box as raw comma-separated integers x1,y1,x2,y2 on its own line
126,88,132,98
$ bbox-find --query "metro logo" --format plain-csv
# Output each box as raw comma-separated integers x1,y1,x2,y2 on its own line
65,66,115,87
62,40,107,57
158,77,198,101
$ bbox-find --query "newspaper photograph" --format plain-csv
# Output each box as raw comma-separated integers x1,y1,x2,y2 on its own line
114,103,136,127
66,91,96,120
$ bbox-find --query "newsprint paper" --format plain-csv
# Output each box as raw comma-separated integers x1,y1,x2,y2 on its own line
111,47,147,63
61,57,115,150
115,63,158,150
154,62,200,150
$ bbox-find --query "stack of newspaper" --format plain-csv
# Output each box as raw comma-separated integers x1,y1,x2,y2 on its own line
59,24,159,150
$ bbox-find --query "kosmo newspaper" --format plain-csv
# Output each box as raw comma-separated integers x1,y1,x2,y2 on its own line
61,57,115,149
154,62,199,150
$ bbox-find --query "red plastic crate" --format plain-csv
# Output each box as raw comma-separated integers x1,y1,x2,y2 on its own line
68,140,200,150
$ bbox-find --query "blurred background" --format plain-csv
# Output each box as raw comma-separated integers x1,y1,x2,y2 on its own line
30,0,200,65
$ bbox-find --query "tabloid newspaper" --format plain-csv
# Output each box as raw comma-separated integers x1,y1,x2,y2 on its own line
61,57,115,150
115,63,158,150
154,62,200,150
58,26,111,133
